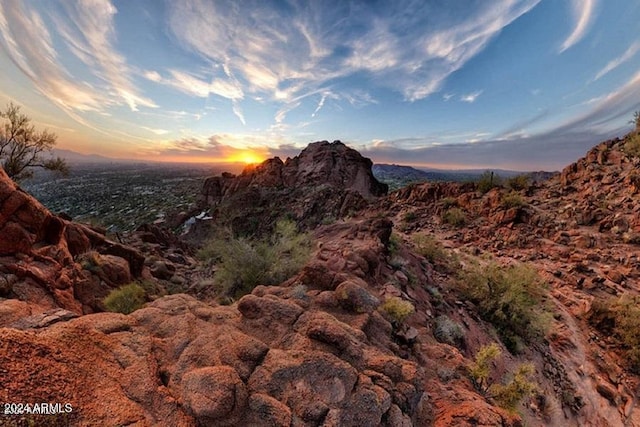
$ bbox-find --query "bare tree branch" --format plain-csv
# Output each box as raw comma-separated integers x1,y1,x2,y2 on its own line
0,102,69,181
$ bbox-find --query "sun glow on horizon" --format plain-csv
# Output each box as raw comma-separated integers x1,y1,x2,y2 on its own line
226,150,266,165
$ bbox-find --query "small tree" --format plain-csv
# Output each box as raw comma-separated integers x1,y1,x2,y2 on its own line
0,102,68,181
631,111,640,131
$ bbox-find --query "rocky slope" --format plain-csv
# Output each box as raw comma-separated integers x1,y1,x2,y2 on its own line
2,135,640,426
384,133,640,426
0,166,145,316
188,140,388,238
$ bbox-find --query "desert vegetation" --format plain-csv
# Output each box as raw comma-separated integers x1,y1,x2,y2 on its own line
477,171,502,194
103,283,146,314
589,294,640,373
501,191,526,209
458,261,551,353
198,219,312,299
623,132,640,158
0,102,68,181
380,296,415,324
412,233,459,272
442,207,466,227
505,174,530,191
468,343,537,411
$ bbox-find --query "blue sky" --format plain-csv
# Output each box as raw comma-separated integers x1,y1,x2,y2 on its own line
0,0,639,170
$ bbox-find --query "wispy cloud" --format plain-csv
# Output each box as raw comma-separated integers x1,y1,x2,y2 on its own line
167,0,541,118
140,126,170,136
555,70,640,133
460,91,483,103
0,0,155,120
593,42,640,81
150,134,273,160
559,0,597,53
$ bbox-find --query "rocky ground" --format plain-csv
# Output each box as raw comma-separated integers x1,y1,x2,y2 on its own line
1,136,640,426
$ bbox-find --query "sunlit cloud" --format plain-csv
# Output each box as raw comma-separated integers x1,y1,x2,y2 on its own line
150,134,273,163
460,91,483,103
593,42,640,81
167,0,541,114
559,0,597,53
141,126,170,136
0,0,156,124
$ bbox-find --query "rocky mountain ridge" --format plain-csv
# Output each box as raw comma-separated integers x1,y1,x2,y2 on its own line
1,134,640,426
190,140,387,238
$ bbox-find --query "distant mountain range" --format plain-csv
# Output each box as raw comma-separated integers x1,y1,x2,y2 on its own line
372,163,556,190
52,149,138,164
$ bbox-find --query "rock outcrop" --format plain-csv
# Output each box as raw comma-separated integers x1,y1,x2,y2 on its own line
0,167,144,315
384,133,640,426
195,140,388,237
1,218,435,426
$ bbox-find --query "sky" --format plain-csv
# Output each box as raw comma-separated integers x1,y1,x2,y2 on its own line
0,0,639,171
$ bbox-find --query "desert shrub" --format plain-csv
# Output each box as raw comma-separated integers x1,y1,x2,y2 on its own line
442,207,466,227
413,233,459,273
458,262,551,353
413,234,446,262
623,133,640,158
388,232,402,255
501,192,526,209
403,210,418,222
269,219,313,284
631,111,640,130
491,363,536,411
468,343,536,411
103,283,146,314
590,295,640,372
199,219,311,299
427,286,444,306
468,343,501,393
79,250,102,273
477,171,502,194
505,174,530,191
380,297,415,323
434,315,465,347
441,197,458,209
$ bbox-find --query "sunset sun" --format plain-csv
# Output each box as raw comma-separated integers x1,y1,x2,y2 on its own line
229,151,265,165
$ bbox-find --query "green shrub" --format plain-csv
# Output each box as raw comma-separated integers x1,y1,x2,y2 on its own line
388,232,402,255
468,343,501,393
491,363,536,411
477,171,502,194
623,133,640,158
403,211,418,222
441,197,458,209
458,262,551,353
631,111,640,130
468,343,536,411
413,234,446,262
199,219,311,299
413,234,459,272
103,283,146,314
505,174,530,191
442,207,466,227
380,297,415,323
590,295,640,372
434,315,465,347
501,192,526,209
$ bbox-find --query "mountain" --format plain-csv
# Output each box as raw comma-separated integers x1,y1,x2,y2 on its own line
2,133,640,426
187,140,388,238
52,148,135,164
373,163,556,191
